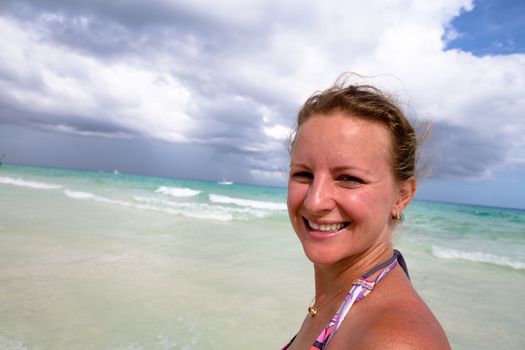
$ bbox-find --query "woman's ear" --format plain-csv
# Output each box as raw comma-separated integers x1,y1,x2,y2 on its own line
394,177,417,214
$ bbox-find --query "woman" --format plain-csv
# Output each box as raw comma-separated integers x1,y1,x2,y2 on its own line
283,78,450,349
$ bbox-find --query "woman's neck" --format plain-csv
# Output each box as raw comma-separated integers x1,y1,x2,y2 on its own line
313,243,394,300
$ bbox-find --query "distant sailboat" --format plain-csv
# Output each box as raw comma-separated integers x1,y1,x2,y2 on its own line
113,169,120,175
218,179,233,185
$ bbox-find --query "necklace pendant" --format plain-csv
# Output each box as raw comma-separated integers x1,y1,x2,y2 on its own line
308,306,318,317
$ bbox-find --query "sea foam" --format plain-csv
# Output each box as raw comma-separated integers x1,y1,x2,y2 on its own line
432,245,525,270
64,189,96,200
208,194,286,211
136,203,232,221
64,190,231,221
64,189,131,206
155,186,201,197
134,196,264,220
0,176,62,189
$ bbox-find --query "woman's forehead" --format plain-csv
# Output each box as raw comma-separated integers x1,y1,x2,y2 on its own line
292,115,391,166
294,113,392,155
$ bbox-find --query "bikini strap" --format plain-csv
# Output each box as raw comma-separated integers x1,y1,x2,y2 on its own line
396,249,410,279
282,250,410,350
314,250,404,349
361,249,401,278
355,252,399,300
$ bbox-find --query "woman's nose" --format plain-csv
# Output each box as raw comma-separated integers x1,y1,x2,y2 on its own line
303,176,335,213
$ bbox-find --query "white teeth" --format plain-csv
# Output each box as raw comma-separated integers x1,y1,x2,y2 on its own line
308,221,346,232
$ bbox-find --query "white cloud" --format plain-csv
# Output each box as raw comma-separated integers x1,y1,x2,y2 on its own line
0,0,524,183
0,16,194,142
263,124,290,141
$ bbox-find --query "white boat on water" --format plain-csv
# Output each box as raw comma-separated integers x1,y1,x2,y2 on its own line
218,180,233,185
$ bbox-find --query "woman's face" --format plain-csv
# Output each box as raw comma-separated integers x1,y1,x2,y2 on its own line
287,112,408,265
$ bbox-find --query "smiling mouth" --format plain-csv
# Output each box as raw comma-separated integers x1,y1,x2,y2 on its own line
303,218,350,232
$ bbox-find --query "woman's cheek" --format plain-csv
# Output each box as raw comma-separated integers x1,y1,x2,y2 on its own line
289,183,310,229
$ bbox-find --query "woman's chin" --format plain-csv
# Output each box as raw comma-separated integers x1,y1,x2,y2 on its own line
302,246,344,266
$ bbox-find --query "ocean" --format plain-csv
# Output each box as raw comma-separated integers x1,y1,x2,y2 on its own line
0,164,524,349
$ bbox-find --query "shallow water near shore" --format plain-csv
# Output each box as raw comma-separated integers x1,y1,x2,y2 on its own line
1,164,524,349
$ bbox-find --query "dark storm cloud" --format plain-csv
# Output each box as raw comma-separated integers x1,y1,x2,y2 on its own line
424,122,508,180
0,105,140,138
0,0,263,58
189,95,263,139
0,123,247,182
2,1,288,159
249,150,290,173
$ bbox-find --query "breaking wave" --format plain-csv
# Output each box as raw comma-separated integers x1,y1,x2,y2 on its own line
432,245,525,270
64,190,231,221
155,186,201,197
134,196,269,220
0,176,62,189
64,189,131,206
208,194,286,211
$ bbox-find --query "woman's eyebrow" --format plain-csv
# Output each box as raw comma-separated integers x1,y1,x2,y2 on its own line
289,162,310,168
332,165,370,174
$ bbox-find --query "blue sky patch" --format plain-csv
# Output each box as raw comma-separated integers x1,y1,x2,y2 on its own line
445,0,525,56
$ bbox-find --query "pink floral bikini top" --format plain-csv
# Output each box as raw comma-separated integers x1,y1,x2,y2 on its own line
282,250,408,350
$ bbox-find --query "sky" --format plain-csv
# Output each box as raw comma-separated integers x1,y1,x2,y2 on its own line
0,0,524,209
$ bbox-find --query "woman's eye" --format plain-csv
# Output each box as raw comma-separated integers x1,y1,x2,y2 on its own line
337,175,363,186
291,171,313,182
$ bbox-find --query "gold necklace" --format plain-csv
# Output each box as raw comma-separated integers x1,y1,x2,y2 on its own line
307,289,345,318
307,251,401,318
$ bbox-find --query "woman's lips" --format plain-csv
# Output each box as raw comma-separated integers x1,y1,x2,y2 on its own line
303,217,350,239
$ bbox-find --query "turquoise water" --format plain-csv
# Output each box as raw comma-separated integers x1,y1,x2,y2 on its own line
0,164,524,349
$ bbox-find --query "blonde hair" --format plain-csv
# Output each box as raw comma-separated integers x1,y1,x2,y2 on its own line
289,76,422,182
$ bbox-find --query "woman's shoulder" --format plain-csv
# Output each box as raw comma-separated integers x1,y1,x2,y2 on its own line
362,297,451,349
334,269,451,349
360,274,450,349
